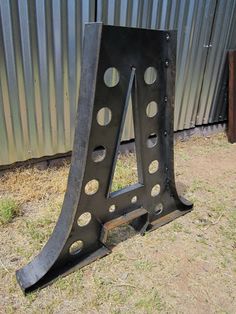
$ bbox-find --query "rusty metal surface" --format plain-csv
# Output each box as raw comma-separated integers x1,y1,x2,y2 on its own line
16,23,192,293
228,51,236,143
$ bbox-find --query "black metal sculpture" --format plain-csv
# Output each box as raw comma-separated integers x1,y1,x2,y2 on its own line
16,23,193,294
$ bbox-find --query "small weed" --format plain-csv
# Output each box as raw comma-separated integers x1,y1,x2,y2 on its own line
26,291,38,303
178,150,190,161
55,277,73,293
167,232,177,242
196,237,208,246
135,290,166,312
220,258,229,269
172,222,183,232
0,198,19,224
204,186,216,193
16,246,33,260
94,276,112,289
110,289,128,303
190,179,205,192
24,217,54,249
210,203,225,215
112,252,126,262
134,260,153,271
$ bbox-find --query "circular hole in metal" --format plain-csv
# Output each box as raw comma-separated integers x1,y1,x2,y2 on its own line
77,212,91,227
109,204,116,213
92,146,106,162
147,133,157,148
84,179,99,195
131,196,137,204
97,107,112,126
148,160,159,174
144,67,157,85
146,101,158,118
155,203,163,215
151,184,160,197
104,67,120,87
69,240,83,255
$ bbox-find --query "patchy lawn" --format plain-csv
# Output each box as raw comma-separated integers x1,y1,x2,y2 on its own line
0,133,236,313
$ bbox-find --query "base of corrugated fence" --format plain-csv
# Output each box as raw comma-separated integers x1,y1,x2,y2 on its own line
0,122,226,172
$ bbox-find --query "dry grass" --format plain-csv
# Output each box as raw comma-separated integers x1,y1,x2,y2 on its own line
0,161,70,204
111,153,138,191
0,132,236,313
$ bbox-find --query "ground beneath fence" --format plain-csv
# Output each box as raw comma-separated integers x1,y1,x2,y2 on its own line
0,133,236,313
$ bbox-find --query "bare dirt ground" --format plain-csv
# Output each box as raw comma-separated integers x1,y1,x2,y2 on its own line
0,133,235,313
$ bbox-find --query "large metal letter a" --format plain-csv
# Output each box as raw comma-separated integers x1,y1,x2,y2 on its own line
16,23,193,294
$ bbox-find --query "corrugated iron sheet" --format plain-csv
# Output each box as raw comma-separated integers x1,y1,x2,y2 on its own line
0,0,235,166
0,0,95,166
197,0,236,125
229,4,236,50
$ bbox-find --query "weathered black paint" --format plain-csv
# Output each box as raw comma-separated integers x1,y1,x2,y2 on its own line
16,23,193,294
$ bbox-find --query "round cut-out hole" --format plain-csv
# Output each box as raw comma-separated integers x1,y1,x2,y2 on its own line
155,203,163,215
147,133,157,148
149,160,159,174
97,107,112,126
69,240,83,255
77,212,91,227
104,67,119,87
151,184,160,197
131,196,137,204
85,179,99,195
144,67,157,85
146,101,158,118
92,146,106,162
109,204,116,213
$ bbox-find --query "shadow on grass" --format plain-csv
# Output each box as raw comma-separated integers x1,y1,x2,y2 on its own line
106,224,137,248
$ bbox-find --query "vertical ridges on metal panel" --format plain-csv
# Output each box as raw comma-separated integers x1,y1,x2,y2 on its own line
0,0,24,162
228,4,236,50
0,0,95,166
18,0,38,157
200,0,236,124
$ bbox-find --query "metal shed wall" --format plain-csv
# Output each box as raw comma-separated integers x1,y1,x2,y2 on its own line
0,0,235,166
0,0,95,165
198,0,235,125
229,3,236,50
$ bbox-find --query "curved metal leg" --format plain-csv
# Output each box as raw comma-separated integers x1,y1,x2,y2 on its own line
16,23,193,294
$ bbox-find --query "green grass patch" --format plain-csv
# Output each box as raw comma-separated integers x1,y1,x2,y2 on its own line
135,290,166,312
0,198,19,225
189,179,206,192
111,154,138,192
134,259,153,271
172,222,184,232
25,217,55,248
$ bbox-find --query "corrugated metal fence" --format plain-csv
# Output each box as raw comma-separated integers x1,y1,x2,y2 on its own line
0,0,235,166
